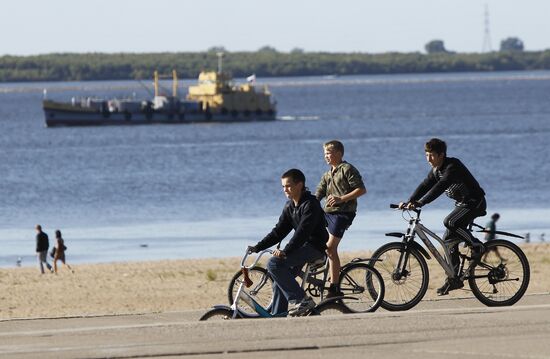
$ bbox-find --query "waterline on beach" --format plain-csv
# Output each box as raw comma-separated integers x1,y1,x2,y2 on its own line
3,207,548,268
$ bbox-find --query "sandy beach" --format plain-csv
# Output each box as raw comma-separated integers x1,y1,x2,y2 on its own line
1,243,548,320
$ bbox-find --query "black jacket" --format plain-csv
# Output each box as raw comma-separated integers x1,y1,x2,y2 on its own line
409,157,485,207
255,191,328,255
36,231,49,252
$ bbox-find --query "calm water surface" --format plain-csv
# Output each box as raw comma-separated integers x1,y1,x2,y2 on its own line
1,71,549,266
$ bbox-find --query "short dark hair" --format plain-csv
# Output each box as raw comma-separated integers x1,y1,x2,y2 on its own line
491,213,500,220
55,230,62,238
324,140,345,155
281,168,306,186
424,138,447,156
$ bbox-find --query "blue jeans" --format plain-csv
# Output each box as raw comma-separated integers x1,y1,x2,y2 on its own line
266,243,324,315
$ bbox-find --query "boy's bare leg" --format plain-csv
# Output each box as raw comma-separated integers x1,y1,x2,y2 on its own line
326,234,342,286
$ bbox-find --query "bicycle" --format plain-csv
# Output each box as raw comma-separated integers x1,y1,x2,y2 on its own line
367,204,530,311
227,248,385,314
200,248,352,320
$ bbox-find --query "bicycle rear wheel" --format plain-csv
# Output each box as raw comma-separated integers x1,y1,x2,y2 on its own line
313,301,349,315
199,308,235,321
227,266,273,315
468,239,530,306
338,263,384,313
369,242,429,311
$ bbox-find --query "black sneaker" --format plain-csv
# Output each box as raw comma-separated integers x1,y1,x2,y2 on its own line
436,278,464,296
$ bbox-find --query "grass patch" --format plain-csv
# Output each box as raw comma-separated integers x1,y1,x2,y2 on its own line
206,269,217,281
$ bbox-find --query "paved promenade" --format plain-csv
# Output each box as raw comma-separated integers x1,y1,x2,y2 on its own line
1,294,549,359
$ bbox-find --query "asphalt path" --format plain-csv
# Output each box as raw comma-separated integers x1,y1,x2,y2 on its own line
1,294,549,359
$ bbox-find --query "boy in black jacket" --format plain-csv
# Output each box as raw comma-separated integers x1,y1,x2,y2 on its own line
250,169,328,316
400,138,487,295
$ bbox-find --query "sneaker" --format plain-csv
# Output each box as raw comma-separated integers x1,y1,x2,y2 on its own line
436,278,464,296
288,296,316,317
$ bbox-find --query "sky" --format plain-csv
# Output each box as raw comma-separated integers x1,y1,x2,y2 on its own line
1,0,549,56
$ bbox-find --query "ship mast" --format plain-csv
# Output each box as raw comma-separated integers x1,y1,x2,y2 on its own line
217,52,224,74
154,71,159,97
172,70,178,97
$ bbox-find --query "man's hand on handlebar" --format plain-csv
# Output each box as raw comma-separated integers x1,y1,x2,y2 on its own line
247,245,285,256
247,245,258,254
398,201,421,210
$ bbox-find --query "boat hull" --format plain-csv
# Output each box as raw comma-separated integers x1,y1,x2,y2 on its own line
43,101,276,127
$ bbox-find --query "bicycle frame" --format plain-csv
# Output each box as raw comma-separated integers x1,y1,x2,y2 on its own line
302,256,329,300
230,277,286,319
399,209,468,278
229,248,318,319
227,249,283,318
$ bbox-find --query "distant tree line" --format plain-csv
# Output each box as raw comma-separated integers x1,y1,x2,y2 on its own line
1,48,550,83
425,37,526,54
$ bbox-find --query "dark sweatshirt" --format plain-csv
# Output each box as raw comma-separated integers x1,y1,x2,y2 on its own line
255,191,328,255
36,231,49,252
409,157,485,207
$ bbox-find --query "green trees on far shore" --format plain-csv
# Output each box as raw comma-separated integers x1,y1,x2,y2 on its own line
425,40,451,54
500,37,525,52
1,50,549,83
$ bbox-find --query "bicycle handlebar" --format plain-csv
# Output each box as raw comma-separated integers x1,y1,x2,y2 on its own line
240,248,273,268
390,203,421,214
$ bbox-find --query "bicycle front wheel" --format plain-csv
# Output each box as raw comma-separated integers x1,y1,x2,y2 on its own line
468,239,530,307
338,263,384,313
199,308,235,321
369,242,429,311
227,266,273,315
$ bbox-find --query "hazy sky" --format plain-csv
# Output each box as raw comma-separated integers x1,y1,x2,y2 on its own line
2,0,549,56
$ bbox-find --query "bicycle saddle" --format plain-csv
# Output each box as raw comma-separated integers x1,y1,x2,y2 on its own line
308,256,327,271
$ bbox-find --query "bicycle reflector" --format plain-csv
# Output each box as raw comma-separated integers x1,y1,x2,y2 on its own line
241,268,253,287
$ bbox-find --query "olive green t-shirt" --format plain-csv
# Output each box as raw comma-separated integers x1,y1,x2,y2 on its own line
315,161,365,213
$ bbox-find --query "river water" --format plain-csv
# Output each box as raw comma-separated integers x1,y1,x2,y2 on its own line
1,71,549,267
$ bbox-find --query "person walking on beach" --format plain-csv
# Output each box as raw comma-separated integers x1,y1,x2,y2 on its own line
35,224,52,274
248,169,328,316
315,140,366,298
399,138,487,296
52,230,73,274
484,213,500,241
484,213,503,261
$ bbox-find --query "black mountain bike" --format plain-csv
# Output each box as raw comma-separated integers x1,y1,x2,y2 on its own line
368,204,530,311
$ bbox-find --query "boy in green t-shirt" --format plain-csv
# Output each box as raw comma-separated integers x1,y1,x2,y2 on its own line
315,140,366,298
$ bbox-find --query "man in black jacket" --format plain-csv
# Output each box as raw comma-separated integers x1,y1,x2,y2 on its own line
35,224,53,274
250,169,328,316
400,138,487,295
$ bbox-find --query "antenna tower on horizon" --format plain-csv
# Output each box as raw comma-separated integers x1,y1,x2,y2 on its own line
482,4,492,52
